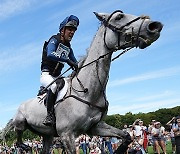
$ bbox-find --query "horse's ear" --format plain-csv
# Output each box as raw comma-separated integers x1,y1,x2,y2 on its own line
94,12,109,22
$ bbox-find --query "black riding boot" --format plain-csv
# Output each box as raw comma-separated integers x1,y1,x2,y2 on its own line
43,89,56,126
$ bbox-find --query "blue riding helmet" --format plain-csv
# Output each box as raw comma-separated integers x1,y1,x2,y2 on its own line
59,15,79,32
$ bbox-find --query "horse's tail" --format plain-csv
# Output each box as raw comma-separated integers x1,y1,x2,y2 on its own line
0,119,14,141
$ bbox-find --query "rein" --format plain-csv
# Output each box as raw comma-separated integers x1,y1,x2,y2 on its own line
59,47,133,112
56,11,149,112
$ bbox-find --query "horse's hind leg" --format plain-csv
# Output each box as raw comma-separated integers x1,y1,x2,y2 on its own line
89,121,127,137
89,121,132,154
13,111,26,142
13,111,32,152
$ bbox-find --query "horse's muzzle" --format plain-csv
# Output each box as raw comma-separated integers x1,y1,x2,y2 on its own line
147,21,163,34
138,21,163,49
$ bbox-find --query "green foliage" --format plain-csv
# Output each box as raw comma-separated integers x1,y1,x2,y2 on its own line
104,106,180,128
23,130,39,140
1,129,39,146
104,114,122,129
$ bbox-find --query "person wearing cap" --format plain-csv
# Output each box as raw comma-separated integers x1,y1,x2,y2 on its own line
132,119,147,138
132,119,147,154
147,120,157,152
40,15,79,126
151,122,166,154
148,120,156,134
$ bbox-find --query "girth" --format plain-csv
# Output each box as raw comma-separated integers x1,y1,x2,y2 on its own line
59,95,108,113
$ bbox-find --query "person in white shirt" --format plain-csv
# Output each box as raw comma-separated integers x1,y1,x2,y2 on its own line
132,119,147,154
89,143,101,154
133,119,147,138
151,122,166,154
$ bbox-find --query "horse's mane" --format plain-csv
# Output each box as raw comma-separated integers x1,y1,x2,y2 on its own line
67,31,99,78
77,25,102,69
78,26,101,68
78,53,87,68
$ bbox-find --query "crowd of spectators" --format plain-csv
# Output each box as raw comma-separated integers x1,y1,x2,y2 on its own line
0,139,43,154
0,116,180,154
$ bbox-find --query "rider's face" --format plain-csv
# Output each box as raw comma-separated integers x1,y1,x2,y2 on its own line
62,27,76,42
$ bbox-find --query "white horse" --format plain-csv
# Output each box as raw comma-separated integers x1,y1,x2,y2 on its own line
1,10,163,154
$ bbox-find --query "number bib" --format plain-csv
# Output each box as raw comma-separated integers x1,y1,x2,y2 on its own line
56,43,70,62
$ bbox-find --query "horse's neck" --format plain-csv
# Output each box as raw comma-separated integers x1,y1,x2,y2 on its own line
75,26,112,98
85,26,112,66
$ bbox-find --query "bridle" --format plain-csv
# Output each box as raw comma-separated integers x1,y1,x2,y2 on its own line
103,10,150,50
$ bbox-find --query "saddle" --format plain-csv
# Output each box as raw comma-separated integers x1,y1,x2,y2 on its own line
37,78,69,106
37,77,65,96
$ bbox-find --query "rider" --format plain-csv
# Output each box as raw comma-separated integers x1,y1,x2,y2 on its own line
40,15,79,126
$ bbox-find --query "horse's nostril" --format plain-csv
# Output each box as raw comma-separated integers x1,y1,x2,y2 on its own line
147,21,163,33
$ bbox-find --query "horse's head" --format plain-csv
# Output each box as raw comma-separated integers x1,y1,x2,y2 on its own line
94,10,163,50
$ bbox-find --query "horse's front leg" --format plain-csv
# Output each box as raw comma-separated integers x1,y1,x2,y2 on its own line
59,132,76,154
41,135,54,154
89,121,132,154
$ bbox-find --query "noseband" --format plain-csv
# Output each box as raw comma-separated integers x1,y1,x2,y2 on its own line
103,10,150,50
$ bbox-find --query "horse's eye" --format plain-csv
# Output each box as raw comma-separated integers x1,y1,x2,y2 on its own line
115,14,124,20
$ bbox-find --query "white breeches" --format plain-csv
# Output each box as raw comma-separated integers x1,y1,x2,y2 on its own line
40,72,57,94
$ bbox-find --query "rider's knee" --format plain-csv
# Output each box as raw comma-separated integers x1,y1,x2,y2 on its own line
50,83,57,93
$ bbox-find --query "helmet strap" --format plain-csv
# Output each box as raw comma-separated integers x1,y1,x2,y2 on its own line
60,27,66,43
60,27,70,45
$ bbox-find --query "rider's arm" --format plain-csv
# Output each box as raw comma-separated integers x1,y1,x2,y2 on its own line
46,37,69,63
69,48,77,63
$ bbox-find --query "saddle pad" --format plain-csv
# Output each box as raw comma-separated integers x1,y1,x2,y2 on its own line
56,77,69,102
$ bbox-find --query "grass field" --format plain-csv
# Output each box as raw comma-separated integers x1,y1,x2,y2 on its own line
147,141,172,154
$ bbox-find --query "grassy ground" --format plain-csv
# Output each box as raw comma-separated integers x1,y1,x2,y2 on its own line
147,141,172,154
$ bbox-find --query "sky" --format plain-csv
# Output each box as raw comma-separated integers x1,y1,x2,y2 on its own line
0,0,180,129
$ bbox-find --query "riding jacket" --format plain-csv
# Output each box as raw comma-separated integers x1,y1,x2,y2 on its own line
41,33,77,77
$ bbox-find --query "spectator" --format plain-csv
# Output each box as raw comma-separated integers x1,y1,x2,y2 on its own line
148,120,156,152
148,120,156,134
127,125,136,153
151,122,166,154
85,134,91,151
166,117,176,154
75,136,80,154
172,116,180,154
132,119,147,153
111,137,119,152
89,143,101,154
128,125,136,140
123,124,128,133
101,137,113,154
128,135,145,154
80,134,88,154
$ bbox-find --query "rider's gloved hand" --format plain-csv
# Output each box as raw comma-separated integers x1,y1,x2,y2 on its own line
66,59,78,71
